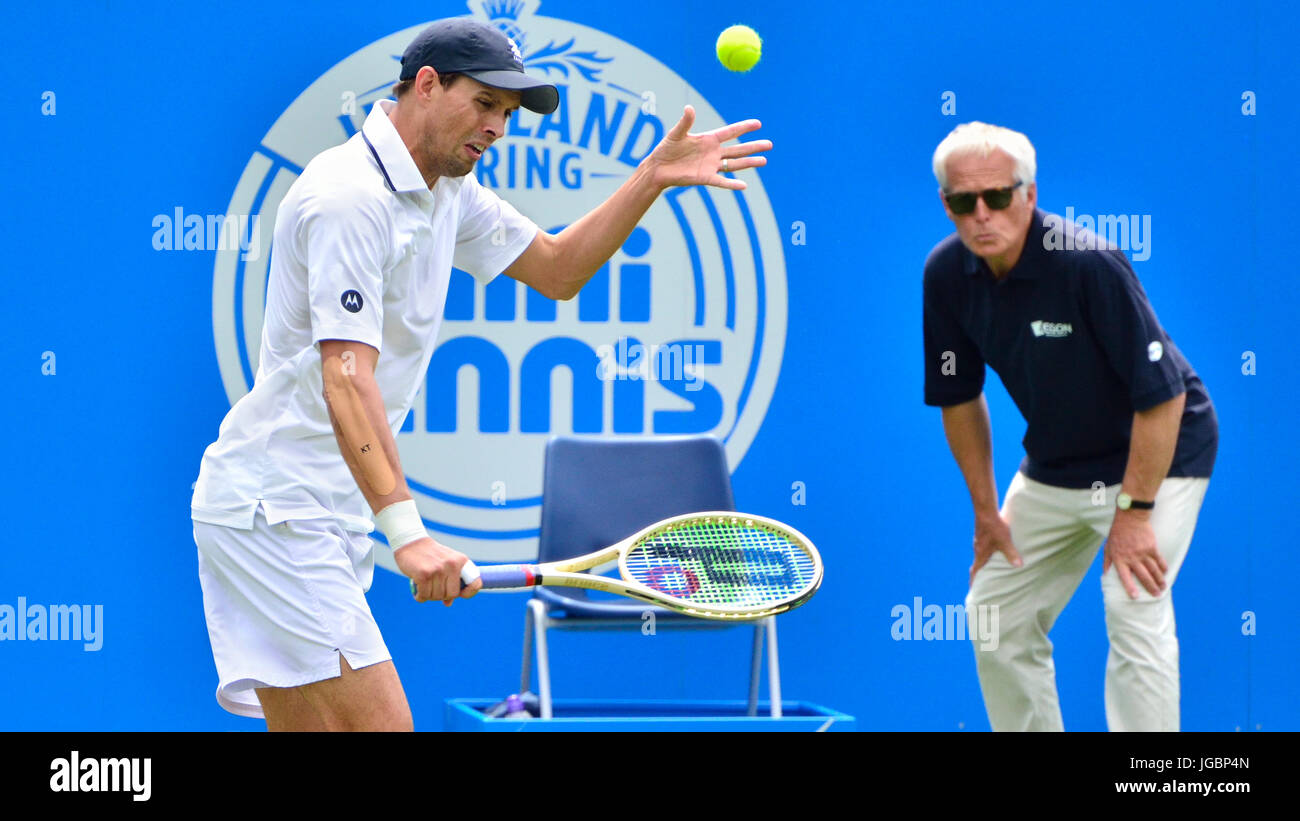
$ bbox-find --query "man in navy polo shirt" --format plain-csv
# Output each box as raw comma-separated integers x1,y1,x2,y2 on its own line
923,122,1217,731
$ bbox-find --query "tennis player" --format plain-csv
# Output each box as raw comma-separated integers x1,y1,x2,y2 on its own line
923,122,1217,731
190,18,770,730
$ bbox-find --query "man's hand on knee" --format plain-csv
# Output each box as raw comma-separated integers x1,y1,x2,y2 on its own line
1104,509,1167,599
970,509,1023,584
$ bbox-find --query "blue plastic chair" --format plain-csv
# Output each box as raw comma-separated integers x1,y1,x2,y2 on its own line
518,434,783,718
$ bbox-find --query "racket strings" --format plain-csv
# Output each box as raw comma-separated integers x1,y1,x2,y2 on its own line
624,521,818,607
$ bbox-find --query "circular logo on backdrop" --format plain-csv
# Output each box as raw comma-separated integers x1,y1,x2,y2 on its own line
210,0,787,564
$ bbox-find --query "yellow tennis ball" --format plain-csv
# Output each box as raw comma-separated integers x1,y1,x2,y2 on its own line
716,24,762,72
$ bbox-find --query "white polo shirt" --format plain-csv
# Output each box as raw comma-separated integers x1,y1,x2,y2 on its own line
192,99,538,532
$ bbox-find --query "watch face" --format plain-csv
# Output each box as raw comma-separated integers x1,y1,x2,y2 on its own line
1117,493,1132,510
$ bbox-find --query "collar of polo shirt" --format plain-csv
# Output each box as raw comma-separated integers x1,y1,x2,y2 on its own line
963,208,1049,281
361,99,461,195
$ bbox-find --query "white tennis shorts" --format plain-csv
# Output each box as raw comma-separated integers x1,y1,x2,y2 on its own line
193,504,391,718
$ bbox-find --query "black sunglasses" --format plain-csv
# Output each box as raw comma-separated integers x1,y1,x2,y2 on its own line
943,181,1023,215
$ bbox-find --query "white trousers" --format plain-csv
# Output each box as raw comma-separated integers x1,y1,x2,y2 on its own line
965,472,1210,731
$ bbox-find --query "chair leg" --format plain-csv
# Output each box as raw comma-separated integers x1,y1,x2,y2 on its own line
520,598,535,695
748,622,763,717
526,598,553,719
765,616,782,718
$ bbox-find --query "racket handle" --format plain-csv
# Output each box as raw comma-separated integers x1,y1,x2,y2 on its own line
408,561,543,597
407,561,484,598
477,565,536,590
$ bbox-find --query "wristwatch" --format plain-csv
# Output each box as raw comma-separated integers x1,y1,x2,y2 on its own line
1116,492,1155,511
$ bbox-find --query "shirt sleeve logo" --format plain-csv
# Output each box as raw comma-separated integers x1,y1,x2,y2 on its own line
341,290,364,313
1147,340,1164,362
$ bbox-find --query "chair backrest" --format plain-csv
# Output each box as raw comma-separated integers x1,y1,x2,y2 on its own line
536,435,736,563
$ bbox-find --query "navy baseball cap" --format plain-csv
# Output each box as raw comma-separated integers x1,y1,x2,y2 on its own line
399,19,559,115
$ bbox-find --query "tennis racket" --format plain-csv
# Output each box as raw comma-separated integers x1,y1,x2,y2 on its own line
410,511,822,620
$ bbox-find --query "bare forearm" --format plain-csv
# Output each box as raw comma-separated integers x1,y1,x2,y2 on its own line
324,371,412,514
548,162,663,298
941,394,1000,518
1120,391,1186,500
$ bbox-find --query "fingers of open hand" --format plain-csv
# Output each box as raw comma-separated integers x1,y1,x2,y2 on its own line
711,118,762,142
668,105,696,138
709,174,748,191
720,155,768,174
717,138,771,179
721,139,772,160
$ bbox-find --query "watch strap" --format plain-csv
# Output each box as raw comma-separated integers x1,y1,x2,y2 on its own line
1118,492,1156,511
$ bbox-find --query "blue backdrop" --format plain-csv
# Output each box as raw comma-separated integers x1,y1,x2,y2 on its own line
1,0,1295,730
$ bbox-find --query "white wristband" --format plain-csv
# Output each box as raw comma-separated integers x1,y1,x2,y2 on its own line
374,500,427,551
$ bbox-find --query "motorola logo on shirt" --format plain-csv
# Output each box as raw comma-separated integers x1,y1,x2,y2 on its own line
340,290,363,313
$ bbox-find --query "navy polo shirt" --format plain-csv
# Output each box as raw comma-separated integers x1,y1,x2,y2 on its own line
923,209,1218,489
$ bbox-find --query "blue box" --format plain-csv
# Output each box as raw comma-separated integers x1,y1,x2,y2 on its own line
444,699,855,731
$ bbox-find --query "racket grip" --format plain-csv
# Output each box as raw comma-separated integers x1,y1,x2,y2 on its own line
477,564,536,590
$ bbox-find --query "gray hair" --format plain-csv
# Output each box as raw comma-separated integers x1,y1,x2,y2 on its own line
932,122,1036,197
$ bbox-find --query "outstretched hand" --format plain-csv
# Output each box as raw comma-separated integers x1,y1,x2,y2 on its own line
646,105,771,191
